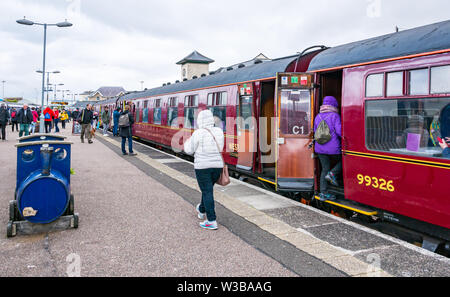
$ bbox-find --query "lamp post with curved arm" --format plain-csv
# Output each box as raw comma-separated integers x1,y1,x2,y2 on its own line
17,17,72,133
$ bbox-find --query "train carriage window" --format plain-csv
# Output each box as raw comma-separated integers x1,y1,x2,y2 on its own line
386,72,403,97
366,73,384,97
153,99,162,125
237,95,254,130
207,92,227,131
136,102,141,123
167,97,179,127
184,95,199,129
365,97,450,159
409,69,429,95
431,65,450,94
280,90,311,135
143,100,149,123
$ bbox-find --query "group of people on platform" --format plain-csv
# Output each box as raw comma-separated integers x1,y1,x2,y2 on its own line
0,103,71,140
2,96,449,232
75,104,136,156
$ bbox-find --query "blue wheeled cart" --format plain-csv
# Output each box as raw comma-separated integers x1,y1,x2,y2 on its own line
7,140,78,237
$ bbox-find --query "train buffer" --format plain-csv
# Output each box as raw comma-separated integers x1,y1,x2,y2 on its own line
0,128,449,277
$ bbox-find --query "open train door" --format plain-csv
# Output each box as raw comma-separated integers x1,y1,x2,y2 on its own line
236,83,257,171
275,73,315,192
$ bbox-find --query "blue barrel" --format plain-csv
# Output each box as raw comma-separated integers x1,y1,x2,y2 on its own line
15,141,72,224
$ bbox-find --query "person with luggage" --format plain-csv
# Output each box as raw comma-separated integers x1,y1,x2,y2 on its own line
43,106,55,133
119,105,136,156
313,96,342,201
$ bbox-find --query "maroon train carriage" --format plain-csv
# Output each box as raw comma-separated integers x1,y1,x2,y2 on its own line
94,93,136,127
306,20,450,252
108,20,450,253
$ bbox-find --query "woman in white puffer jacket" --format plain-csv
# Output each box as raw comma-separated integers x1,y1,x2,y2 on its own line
184,109,224,230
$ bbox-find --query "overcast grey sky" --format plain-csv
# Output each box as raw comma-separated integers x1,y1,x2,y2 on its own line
1,0,449,103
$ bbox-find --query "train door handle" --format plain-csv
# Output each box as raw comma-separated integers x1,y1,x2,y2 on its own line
342,135,348,151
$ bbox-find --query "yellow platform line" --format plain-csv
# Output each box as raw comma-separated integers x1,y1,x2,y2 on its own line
258,177,276,185
314,196,378,216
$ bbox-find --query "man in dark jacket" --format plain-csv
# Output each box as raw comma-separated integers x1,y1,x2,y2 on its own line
77,104,94,143
10,108,18,132
101,106,110,136
17,104,33,137
72,108,80,121
119,105,136,155
0,103,10,141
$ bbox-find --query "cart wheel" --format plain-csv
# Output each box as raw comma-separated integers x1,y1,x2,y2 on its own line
64,194,75,216
6,222,15,238
73,213,79,229
69,194,75,215
9,201,16,221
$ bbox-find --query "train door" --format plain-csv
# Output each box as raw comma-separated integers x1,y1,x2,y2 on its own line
236,83,257,171
275,73,315,192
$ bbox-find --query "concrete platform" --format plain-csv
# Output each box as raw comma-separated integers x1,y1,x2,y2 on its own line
0,126,448,277
0,128,296,277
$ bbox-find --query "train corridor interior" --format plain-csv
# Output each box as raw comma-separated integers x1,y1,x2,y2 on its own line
317,70,345,197
259,81,276,179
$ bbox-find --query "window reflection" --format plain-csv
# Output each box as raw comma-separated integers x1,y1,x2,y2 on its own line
365,98,450,159
280,90,311,135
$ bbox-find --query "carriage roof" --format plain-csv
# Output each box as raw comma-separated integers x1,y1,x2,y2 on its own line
119,55,298,101
308,19,450,72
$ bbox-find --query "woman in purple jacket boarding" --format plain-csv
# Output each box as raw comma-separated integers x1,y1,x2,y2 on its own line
313,96,342,201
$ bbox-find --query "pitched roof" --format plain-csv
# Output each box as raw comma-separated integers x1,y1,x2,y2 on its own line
213,53,271,74
176,51,215,65
92,87,126,98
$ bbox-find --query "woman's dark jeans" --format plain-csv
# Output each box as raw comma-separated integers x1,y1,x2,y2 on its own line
317,154,342,193
195,168,222,222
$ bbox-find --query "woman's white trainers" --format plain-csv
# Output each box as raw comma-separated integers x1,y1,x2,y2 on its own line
199,221,218,230
196,204,206,220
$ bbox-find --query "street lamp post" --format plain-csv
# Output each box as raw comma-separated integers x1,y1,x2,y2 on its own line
17,17,72,133
36,70,60,107
54,83,64,102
